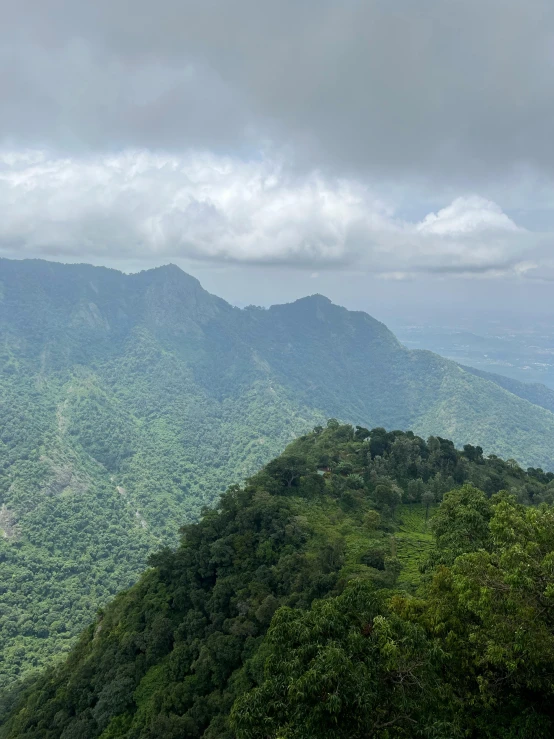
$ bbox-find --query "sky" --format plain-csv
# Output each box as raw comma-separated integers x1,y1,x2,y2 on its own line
2,0,554,326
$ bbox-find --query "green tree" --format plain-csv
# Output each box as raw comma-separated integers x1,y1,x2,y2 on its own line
374,482,402,516
231,581,444,739
265,455,309,489
363,510,381,530
421,494,554,737
430,484,492,565
422,490,435,522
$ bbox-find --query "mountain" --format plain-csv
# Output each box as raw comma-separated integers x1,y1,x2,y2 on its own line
2,424,554,738
460,363,554,415
2,257,554,687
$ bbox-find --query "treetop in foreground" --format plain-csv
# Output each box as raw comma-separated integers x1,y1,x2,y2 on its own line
2,422,554,738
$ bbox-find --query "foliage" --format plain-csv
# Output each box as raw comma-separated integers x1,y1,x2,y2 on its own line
3,422,554,738
231,581,444,739
2,257,554,688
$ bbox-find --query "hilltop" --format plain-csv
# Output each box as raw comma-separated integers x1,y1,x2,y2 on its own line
2,423,553,738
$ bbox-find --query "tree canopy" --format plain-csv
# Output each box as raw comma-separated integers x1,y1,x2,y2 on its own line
3,422,554,738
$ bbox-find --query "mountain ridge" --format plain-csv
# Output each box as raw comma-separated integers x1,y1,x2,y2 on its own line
2,256,554,686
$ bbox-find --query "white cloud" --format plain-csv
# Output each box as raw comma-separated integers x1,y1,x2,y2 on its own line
0,149,542,276
416,196,519,235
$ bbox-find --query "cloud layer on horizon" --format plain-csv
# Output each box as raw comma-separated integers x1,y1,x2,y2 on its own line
0,149,545,279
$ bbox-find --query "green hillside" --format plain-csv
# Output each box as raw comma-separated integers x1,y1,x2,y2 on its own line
461,363,554,414
2,423,554,738
2,257,554,687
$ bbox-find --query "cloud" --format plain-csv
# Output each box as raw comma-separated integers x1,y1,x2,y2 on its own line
416,197,519,236
2,0,554,189
0,149,541,276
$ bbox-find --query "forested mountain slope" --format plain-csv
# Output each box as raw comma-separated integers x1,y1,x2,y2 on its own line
461,363,554,414
2,424,554,738
2,257,554,687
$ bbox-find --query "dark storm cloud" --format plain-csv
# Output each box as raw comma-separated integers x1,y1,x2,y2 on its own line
3,0,554,183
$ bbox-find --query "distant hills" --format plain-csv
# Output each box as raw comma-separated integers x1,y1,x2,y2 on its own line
2,257,554,685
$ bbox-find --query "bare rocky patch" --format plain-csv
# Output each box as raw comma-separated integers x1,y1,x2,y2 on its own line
0,505,18,539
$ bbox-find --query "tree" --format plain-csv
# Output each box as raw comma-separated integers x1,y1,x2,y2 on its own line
299,472,326,498
363,510,381,530
422,495,554,736
231,581,443,739
354,426,370,441
406,478,425,503
335,461,353,476
422,490,435,522
318,538,346,573
360,547,385,570
463,444,483,463
368,428,390,459
374,482,402,516
346,473,364,490
429,484,491,565
265,455,308,489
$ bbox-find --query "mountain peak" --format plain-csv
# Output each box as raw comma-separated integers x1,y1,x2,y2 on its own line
302,293,333,304
150,262,189,277
272,293,334,312
138,263,201,288
293,293,335,308
0,257,232,344
131,264,231,333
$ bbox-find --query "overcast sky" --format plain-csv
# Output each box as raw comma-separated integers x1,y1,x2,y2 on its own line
2,0,554,325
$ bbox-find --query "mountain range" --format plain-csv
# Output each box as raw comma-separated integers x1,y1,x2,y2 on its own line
2,257,554,685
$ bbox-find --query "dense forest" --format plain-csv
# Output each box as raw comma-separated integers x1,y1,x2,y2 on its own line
3,257,554,687
2,422,554,738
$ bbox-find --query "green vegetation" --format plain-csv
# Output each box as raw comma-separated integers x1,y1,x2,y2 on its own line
395,503,435,584
3,257,554,688
2,422,554,738
462,363,554,414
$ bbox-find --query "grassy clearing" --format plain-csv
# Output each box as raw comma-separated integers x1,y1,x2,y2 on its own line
394,503,435,587
295,495,391,563
293,495,435,590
